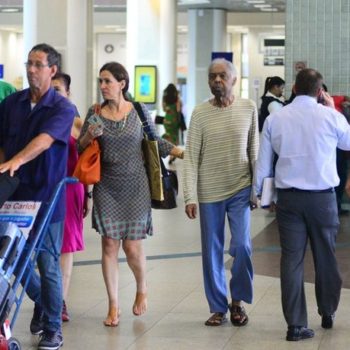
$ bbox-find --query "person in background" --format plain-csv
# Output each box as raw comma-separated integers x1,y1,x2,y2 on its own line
0,43,75,350
254,68,350,342
183,58,258,327
77,62,184,327
332,94,350,215
162,83,182,164
0,80,16,102
259,76,285,131
51,72,90,322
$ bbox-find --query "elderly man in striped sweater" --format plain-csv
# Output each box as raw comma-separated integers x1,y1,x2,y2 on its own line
183,58,259,327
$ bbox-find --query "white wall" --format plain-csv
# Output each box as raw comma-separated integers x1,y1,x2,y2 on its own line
247,27,285,107
0,30,23,89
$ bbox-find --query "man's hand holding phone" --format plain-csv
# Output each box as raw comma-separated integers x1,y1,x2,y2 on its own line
318,90,335,109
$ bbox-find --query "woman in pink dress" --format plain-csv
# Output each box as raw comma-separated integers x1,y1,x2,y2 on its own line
51,73,91,321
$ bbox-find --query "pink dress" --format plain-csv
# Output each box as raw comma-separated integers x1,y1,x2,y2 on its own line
61,135,85,253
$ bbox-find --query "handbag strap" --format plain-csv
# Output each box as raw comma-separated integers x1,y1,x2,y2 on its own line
133,102,169,176
93,103,101,115
133,102,155,141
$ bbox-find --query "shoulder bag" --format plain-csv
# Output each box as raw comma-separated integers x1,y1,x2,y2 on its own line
133,102,178,209
73,105,101,185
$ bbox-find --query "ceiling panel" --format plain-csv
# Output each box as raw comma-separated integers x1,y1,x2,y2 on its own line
0,0,286,13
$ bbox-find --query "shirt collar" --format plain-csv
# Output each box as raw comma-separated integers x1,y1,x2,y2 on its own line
18,87,57,108
266,91,278,99
293,95,318,105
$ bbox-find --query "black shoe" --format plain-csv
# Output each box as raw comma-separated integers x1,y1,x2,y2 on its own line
322,314,335,329
286,326,314,341
38,329,63,350
30,304,44,335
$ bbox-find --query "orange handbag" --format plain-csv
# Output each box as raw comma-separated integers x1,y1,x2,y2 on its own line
73,139,101,185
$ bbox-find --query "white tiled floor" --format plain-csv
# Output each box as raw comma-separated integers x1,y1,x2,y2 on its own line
10,161,350,349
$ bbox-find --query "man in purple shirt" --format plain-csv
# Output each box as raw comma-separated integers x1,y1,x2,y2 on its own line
0,43,75,350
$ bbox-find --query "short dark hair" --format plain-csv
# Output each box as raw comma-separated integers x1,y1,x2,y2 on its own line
52,72,71,92
99,62,129,98
30,43,61,70
295,68,323,97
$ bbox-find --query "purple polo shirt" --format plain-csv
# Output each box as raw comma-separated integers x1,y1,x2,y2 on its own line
0,87,75,222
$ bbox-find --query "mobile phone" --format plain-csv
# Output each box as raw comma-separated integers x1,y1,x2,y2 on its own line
317,90,325,105
88,114,104,129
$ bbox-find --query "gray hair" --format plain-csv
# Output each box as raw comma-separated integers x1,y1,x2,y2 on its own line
208,58,237,78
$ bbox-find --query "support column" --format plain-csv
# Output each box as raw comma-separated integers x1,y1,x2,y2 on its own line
159,0,177,111
66,0,93,115
23,0,93,115
187,9,227,120
126,0,160,106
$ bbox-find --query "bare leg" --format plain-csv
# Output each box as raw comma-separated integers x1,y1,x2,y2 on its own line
60,252,74,301
122,239,147,316
101,236,121,326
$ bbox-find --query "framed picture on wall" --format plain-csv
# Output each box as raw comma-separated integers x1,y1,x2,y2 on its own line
134,65,157,104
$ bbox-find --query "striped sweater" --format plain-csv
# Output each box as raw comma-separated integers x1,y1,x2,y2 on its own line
183,98,259,205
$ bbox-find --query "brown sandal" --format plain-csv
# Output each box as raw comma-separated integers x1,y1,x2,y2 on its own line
205,312,227,326
229,304,248,327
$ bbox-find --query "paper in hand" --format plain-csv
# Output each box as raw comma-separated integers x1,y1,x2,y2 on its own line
261,177,277,208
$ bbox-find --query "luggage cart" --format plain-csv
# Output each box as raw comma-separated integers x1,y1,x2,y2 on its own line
0,177,78,350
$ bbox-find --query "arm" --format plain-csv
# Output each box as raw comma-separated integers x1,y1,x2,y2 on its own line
248,105,260,208
183,112,201,218
254,120,275,198
140,103,183,158
0,133,54,176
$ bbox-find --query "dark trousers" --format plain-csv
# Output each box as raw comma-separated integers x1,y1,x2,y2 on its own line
276,191,342,327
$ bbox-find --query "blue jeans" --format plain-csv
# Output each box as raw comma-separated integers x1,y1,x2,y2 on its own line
25,221,63,332
199,187,253,313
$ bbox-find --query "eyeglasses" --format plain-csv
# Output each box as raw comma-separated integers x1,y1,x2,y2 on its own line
24,61,50,69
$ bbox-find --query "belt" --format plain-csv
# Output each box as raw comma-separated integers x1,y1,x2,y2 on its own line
277,188,334,193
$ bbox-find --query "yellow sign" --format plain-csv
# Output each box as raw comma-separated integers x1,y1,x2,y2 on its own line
134,66,157,104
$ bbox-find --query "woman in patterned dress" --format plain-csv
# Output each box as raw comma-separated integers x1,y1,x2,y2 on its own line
77,62,184,327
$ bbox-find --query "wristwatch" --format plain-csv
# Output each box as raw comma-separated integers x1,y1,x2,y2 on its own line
86,191,93,199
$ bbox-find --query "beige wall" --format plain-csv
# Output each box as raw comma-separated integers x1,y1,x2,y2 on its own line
0,30,23,89
247,27,285,106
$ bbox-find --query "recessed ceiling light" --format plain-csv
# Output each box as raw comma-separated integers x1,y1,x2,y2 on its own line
260,8,278,11
178,0,210,5
1,8,19,13
254,4,272,8
247,0,266,3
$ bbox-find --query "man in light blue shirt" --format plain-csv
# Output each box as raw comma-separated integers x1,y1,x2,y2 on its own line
254,68,350,342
